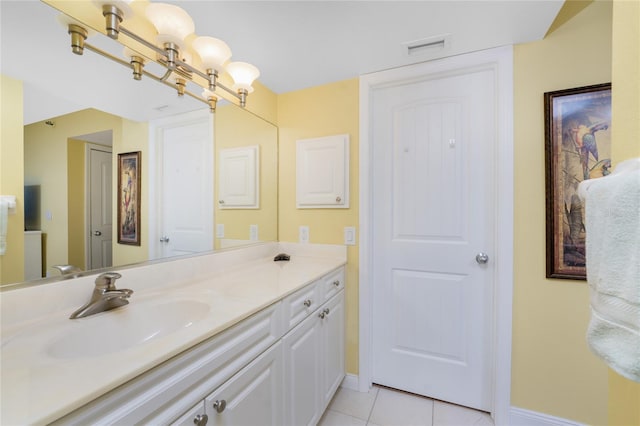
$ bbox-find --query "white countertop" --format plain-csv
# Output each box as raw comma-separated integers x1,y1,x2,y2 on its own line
0,243,346,425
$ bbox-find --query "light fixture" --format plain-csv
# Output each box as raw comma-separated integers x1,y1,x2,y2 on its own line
192,36,231,91
61,1,260,112
226,62,260,107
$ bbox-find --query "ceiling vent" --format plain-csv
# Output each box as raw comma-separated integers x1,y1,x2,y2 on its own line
404,34,451,56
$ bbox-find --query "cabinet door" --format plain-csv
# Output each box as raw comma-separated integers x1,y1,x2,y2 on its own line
296,134,349,208
321,292,345,409
205,342,283,426
218,145,259,209
282,311,322,426
170,401,207,426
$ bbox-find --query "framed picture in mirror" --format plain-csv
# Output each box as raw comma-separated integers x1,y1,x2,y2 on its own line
117,151,141,246
544,83,611,280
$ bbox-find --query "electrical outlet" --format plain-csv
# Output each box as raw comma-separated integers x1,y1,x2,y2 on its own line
250,224,258,241
216,224,225,238
299,226,309,244
344,226,356,245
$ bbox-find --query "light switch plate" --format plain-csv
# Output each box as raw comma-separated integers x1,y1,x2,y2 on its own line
299,226,309,244
250,224,258,241
344,226,356,245
216,224,225,238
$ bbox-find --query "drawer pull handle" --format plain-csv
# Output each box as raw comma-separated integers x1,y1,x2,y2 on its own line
319,308,330,319
303,299,312,308
212,399,227,413
332,280,340,287
193,414,208,425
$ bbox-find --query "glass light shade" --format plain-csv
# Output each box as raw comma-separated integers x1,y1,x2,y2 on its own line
145,3,194,49
93,0,133,19
226,62,260,93
192,36,231,73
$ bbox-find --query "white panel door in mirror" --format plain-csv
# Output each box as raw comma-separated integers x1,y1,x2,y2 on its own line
219,145,259,209
296,134,349,208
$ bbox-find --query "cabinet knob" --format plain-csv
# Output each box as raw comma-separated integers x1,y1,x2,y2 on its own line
336,196,342,203
303,299,312,307
219,200,225,205
332,280,340,287
319,308,330,319
212,399,227,413
193,413,208,426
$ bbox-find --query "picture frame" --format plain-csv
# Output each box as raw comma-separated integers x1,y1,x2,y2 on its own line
117,151,141,246
544,83,611,280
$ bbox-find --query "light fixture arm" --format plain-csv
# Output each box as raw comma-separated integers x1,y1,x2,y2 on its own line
101,4,124,39
81,41,211,109
65,4,258,111
68,24,88,55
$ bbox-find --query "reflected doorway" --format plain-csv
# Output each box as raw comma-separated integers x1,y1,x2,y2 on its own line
87,144,113,269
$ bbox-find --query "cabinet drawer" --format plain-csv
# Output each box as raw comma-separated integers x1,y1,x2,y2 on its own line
282,280,322,330
322,268,345,301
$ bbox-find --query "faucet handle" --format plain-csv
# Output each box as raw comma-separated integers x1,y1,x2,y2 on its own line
95,272,122,290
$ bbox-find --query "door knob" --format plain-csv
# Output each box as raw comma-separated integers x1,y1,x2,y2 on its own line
93,231,102,236
476,252,489,264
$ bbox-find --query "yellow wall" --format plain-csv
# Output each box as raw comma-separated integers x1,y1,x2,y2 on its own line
609,0,640,424
214,104,279,248
0,75,25,284
277,78,360,374
512,1,612,424
22,109,148,278
67,138,86,268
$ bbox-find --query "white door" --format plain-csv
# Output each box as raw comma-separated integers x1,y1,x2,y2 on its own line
150,110,214,259
89,146,112,269
371,66,496,411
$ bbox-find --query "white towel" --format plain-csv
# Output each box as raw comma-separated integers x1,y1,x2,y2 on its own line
0,198,8,255
578,158,640,382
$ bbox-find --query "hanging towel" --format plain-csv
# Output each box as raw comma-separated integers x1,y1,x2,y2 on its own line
578,158,640,382
0,197,8,255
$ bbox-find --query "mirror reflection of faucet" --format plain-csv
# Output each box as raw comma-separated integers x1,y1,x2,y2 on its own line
52,264,83,279
69,272,134,319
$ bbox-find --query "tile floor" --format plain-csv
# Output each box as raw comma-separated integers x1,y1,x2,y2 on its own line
318,385,494,426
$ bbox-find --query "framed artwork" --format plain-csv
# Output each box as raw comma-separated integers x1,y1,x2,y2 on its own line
117,151,141,246
544,83,611,280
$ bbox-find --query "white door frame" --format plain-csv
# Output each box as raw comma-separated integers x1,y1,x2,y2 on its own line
358,46,514,425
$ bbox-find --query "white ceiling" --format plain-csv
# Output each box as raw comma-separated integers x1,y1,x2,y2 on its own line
1,0,564,125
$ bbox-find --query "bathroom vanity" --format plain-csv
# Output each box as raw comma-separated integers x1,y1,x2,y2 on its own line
0,243,346,425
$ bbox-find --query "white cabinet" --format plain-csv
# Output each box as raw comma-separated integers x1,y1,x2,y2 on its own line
283,291,345,426
296,135,349,208
54,267,345,426
283,306,323,426
218,145,259,209
321,292,345,407
170,402,206,426
205,342,283,426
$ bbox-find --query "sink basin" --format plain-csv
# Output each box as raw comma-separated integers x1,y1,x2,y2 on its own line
46,300,210,359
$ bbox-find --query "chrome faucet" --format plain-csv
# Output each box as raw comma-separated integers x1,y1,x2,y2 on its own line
52,264,83,279
69,272,133,319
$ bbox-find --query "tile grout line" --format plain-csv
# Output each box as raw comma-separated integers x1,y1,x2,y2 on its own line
365,386,380,425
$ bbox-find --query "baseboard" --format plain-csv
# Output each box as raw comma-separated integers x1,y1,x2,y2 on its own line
510,407,585,426
340,374,359,391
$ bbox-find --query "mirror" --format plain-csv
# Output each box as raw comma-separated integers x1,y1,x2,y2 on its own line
0,1,278,287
